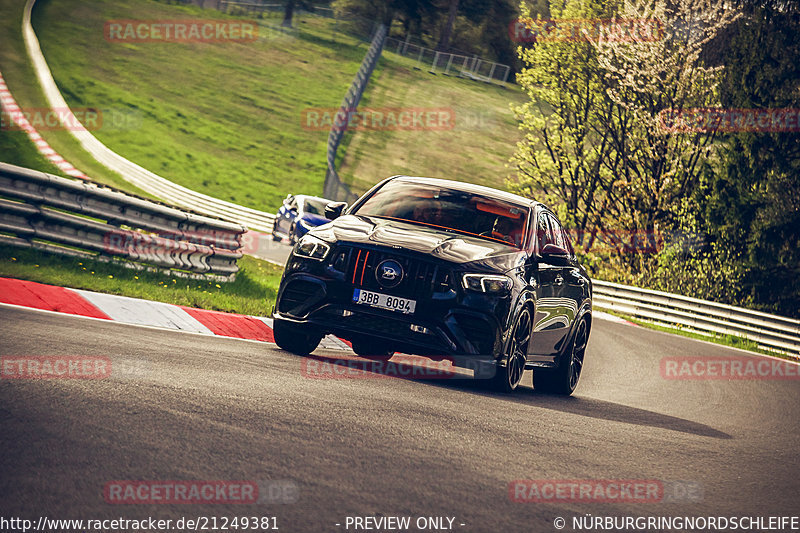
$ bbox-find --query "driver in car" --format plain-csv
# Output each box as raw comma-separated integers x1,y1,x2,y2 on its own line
489,216,516,245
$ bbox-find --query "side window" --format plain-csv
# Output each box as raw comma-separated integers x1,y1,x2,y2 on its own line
547,214,573,255
535,212,553,253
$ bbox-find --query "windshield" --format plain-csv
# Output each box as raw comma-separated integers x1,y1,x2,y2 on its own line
354,181,529,248
302,198,329,216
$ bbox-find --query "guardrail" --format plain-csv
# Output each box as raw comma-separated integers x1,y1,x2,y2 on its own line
0,162,246,280
322,23,387,202
592,279,800,356
23,0,276,233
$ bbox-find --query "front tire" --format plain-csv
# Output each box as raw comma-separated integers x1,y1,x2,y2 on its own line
489,307,531,393
272,218,282,241
273,319,323,356
533,317,588,395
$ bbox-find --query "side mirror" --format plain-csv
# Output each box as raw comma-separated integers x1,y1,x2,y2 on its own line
539,243,571,266
325,201,348,220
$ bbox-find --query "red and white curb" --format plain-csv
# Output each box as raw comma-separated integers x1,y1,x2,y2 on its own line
0,71,89,180
0,277,351,350
0,277,632,351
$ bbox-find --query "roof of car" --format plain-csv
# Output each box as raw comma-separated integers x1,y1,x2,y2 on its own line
389,175,540,208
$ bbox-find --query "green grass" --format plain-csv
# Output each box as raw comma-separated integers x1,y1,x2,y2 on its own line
0,244,283,316
0,105,64,175
2,0,526,214
339,51,525,193
17,0,370,211
0,0,151,196
598,308,799,361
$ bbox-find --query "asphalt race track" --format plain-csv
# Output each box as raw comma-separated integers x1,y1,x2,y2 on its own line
249,236,292,266
1,303,798,532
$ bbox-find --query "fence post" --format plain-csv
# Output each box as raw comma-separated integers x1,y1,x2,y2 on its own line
443,53,454,75
430,51,440,73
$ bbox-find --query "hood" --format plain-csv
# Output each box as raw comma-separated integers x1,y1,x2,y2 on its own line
311,215,525,270
300,213,329,226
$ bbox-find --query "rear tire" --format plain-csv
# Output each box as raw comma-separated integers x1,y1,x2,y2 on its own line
273,319,323,356
533,317,588,395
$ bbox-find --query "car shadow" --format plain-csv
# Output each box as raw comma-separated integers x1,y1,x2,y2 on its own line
304,352,732,440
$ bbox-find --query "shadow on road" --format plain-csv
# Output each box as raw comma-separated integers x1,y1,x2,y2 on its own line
303,352,732,440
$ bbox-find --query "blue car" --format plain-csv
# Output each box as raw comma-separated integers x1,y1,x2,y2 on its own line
272,194,332,243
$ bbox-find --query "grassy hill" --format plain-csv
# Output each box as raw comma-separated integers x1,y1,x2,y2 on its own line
0,102,64,175
1,0,524,213
340,51,523,192
0,0,146,194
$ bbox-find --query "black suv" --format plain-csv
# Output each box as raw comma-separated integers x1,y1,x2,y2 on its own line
272,176,592,394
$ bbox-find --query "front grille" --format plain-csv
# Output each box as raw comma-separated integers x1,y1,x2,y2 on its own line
339,245,452,299
332,311,412,338
318,309,447,351
278,279,322,315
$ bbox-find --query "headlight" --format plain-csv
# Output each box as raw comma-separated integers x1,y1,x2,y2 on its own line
295,234,331,261
462,273,512,294
299,218,315,230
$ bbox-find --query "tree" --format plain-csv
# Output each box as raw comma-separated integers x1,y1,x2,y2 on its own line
509,0,623,244
332,0,436,30
436,0,459,50
333,0,520,64
591,0,740,249
511,0,741,273
282,0,296,27
701,0,800,316
281,0,315,28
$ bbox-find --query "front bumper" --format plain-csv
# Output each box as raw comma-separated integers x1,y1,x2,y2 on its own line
273,247,512,360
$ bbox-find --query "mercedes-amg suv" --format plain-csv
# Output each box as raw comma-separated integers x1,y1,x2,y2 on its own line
271,176,592,394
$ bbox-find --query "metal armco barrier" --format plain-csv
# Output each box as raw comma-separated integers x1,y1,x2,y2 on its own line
23,0,276,233
593,279,800,356
323,23,387,202
0,163,246,279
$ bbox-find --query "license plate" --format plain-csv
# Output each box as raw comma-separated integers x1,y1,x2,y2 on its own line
353,289,416,315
